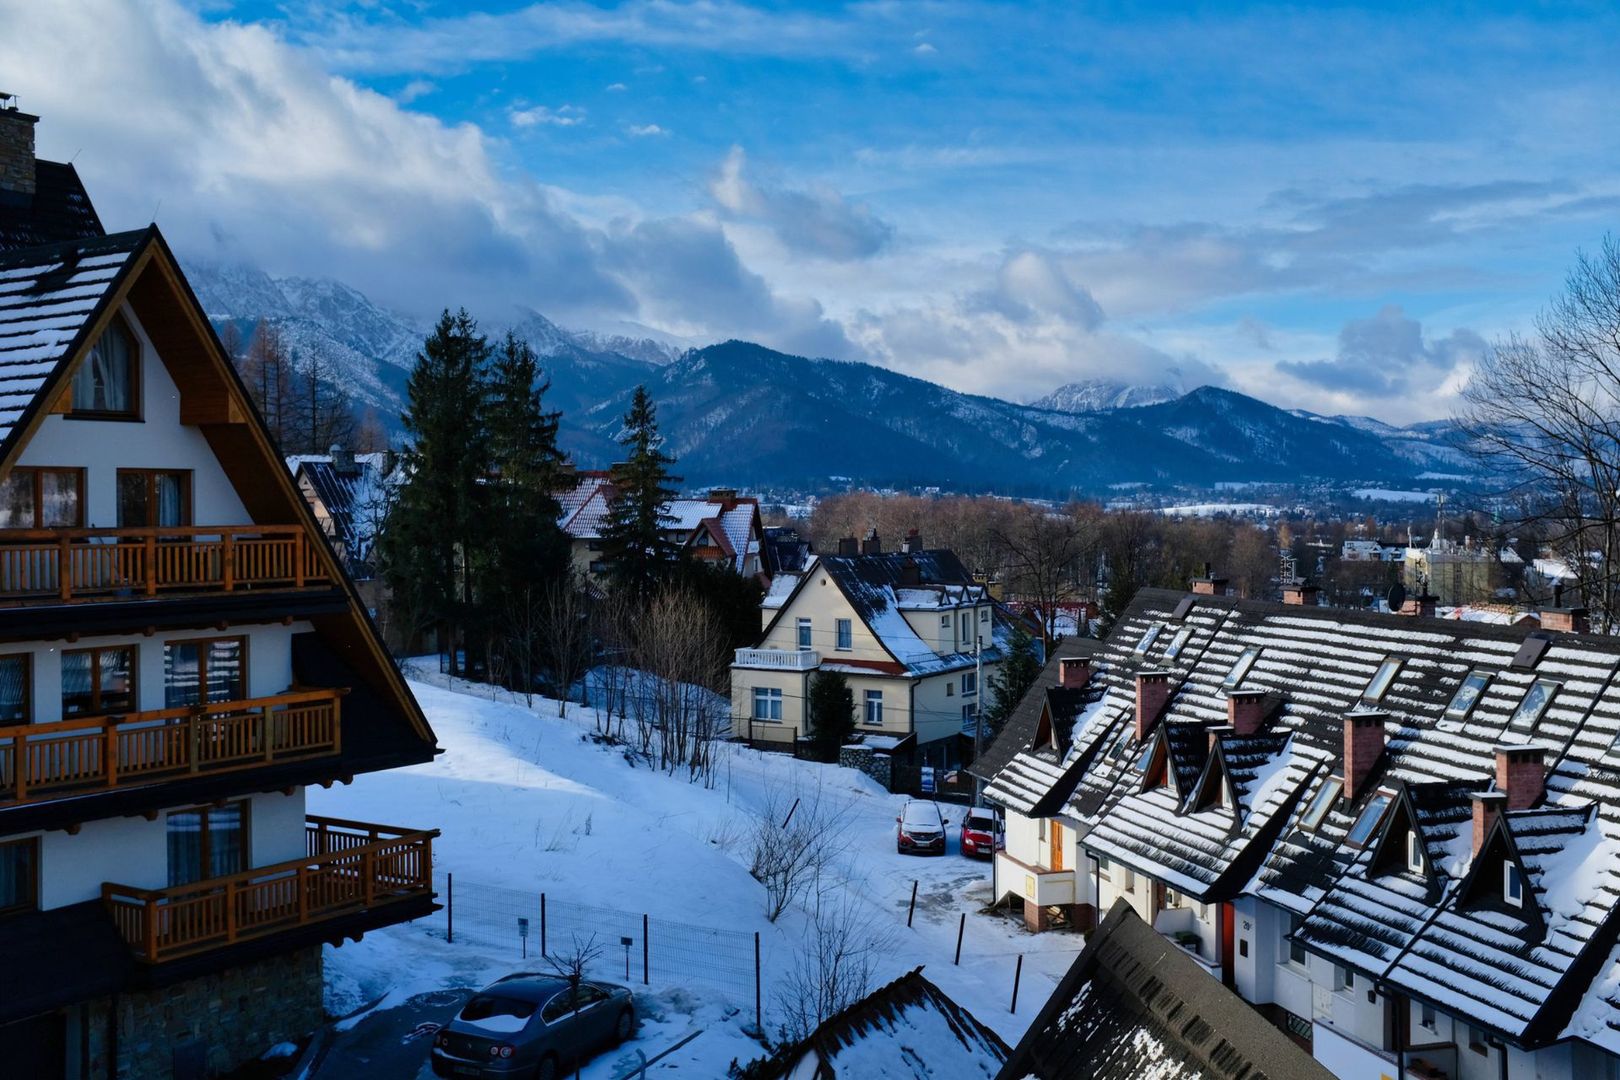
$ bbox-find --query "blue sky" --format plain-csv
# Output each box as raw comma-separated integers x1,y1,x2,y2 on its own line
4,1,1619,420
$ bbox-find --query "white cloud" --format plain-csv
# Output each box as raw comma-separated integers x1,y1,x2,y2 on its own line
709,146,894,261
627,123,669,137
396,79,435,104
510,104,586,128
605,82,628,92
913,42,937,55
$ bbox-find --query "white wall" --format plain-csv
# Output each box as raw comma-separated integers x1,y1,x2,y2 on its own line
15,302,252,529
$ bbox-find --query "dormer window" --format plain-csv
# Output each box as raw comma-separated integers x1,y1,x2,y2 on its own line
70,313,140,418
1445,670,1491,720
1406,829,1424,874
1346,790,1393,847
1223,647,1261,690
1134,740,1156,773
1164,626,1193,661
1134,624,1164,655
1510,679,1560,732
1363,657,1401,704
1300,778,1340,831
1504,863,1523,907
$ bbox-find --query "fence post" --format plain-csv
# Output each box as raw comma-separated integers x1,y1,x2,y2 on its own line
1011,954,1023,1014
754,931,762,1033
642,913,649,985
954,913,966,965
446,872,453,943
907,880,918,928
540,892,547,956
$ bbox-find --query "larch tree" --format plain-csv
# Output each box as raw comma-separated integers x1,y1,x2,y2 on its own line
601,385,681,601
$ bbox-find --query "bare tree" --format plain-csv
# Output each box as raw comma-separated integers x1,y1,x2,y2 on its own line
748,781,852,923
288,345,357,455
590,588,637,740
635,588,731,781
778,893,890,1043
540,575,595,717
544,932,605,988
240,321,294,449
995,503,1088,648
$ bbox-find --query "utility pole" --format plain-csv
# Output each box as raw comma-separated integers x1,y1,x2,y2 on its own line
972,593,985,805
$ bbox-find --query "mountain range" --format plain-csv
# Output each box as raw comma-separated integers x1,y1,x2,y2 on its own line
184,262,1477,494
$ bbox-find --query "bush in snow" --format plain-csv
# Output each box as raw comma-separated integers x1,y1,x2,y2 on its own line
748,782,851,923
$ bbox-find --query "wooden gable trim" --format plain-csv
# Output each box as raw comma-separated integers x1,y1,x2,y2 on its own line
1032,699,1053,752
1188,744,1235,814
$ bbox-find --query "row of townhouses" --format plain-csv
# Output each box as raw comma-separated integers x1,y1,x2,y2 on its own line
1,103,440,1078
976,573,1620,1080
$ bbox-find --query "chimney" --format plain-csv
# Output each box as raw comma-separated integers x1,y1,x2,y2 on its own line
898,557,921,588
1191,562,1229,596
0,94,38,198
329,444,356,472
1400,593,1439,618
1494,744,1546,810
1136,670,1171,740
861,528,881,555
1472,791,1507,856
1282,581,1321,606
837,536,859,557
1541,586,1590,633
1227,689,1268,736
708,488,738,510
1059,656,1091,689
1206,723,1235,753
1343,709,1387,799
902,528,923,554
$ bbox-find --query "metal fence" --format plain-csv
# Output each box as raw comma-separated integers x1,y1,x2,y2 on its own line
433,873,762,1028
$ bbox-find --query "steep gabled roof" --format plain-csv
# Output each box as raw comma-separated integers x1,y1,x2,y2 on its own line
0,159,104,252
997,900,1335,1080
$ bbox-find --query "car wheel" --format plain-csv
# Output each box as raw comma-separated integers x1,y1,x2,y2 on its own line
535,1053,560,1080
614,1007,635,1044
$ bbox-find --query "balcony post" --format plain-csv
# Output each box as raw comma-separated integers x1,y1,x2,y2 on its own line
297,864,309,925
293,531,305,588
13,742,25,802
262,705,274,762
144,895,158,960
225,878,237,942
189,710,201,773
222,534,235,592
331,695,342,755
362,848,375,907
143,534,156,596
57,536,70,601
105,724,118,787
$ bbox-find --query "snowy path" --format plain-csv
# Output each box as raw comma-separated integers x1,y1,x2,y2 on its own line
310,678,1082,1074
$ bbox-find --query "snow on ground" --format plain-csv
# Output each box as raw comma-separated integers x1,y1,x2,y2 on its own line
310,671,1081,1076
1352,488,1435,502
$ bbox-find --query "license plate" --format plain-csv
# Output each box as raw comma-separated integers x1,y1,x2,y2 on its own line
453,1066,481,1077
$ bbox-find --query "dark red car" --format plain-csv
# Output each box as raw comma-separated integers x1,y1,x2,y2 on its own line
960,807,1001,858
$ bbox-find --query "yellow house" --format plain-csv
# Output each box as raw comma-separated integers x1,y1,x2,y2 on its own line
731,538,1008,765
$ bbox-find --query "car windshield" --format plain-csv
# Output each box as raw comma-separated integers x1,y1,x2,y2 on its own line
903,804,940,827
461,994,538,1023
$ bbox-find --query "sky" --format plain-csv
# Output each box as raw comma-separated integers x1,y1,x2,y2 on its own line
3,1,1619,422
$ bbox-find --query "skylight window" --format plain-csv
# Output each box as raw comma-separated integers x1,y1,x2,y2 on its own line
1109,730,1133,760
1510,679,1560,732
1222,648,1261,690
1345,791,1393,847
1300,778,1340,831
1134,740,1156,773
1504,863,1524,907
1134,624,1164,655
1445,670,1491,720
1164,626,1193,661
1362,657,1401,704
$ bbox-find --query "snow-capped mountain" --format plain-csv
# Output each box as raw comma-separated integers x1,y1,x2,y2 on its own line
1027,378,1182,413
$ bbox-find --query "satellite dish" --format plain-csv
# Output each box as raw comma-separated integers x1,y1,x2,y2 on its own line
1387,582,1407,613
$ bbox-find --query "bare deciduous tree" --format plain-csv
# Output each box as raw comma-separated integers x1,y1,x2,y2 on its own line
777,892,890,1043
748,781,852,923
540,575,595,717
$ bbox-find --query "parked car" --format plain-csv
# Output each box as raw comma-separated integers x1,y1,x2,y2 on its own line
960,806,1002,858
430,974,635,1079
896,799,949,855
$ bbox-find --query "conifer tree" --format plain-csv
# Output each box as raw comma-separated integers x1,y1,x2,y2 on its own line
484,332,569,593
807,670,856,762
984,625,1042,736
601,385,681,600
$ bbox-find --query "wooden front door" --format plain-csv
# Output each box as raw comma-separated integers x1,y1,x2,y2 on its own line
1049,821,1064,871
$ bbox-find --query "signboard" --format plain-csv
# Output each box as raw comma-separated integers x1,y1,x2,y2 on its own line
921,766,936,793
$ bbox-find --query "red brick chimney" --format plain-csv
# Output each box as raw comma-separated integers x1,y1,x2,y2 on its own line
1541,586,1590,633
1059,657,1091,689
1472,790,1507,855
1282,581,1321,606
1494,744,1546,810
1191,562,1228,596
1136,670,1171,740
1227,689,1268,736
1343,710,1387,798
861,529,882,555
1400,593,1439,618
0,95,38,198
1206,722,1235,753
902,528,924,554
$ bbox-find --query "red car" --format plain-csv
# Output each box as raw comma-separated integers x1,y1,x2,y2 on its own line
960,807,1001,858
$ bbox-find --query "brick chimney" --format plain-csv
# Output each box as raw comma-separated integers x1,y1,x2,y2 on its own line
0,94,38,198
837,536,859,556
1206,723,1235,753
1541,586,1590,634
1191,562,1228,596
1494,744,1546,810
902,528,923,554
898,557,921,588
1400,593,1439,618
708,488,738,510
1136,670,1171,740
1227,689,1268,736
1472,790,1507,855
1059,656,1090,689
1282,581,1321,606
861,528,881,555
1343,710,1387,798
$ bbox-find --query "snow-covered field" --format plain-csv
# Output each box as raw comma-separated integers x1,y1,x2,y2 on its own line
309,672,1082,1076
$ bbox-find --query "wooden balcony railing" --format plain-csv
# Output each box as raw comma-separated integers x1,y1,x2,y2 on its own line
104,816,436,963
0,689,343,805
0,524,330,605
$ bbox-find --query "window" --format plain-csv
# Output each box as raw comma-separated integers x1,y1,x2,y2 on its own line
1363,657,1401,703
1109,730,1133,760
1097,854,1112,881
166,801,247,886
1300,778,1340,831
0,837,39,916
0,467,84,529
1283,912,1307,968
1511,679,1560,731
1445,670,1491,720
962,672,977,697
1037,817,1046,841
1334,965,1355,992
163,637,246,708
958,611,971,647
1467,1025,1488,1054
541,989,581,1025
1406,829,1425,874
1504,863,1523,907
1122,867,1136,891
1223,647,1261,689
1164,626,1193,660
1134,624,1164,655
940,615,951,628
62,646,137,717
962,703,977,730
1420,1002,1437,1032
117,470,192,528
979,607,989,623
796,619,812,649
752,687,783,722
836,619,853,651
70,314,140,418
461,995,537,1026
1134,740,1156,773
946,682,954,696
0,654,27,724
864,689,883,725
1346,791,1393,847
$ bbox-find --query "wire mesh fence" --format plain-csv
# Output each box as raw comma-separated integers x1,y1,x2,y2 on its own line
433,873,762,1026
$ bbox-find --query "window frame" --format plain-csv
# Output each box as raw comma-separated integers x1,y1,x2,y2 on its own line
1510,678,1561,731
1345,790,1394,848
835,618,853,651
1283,912,1307,969
962,672,977,697
0,466,86,530
1164,626,1193,661
0,652,29,725
751,686,783,722
1504,862,1523,907
1445,670,1492,720
1134,624,1164,655
863,689,883,726
116,468,194,529
1362,657,1402,704
166,799,250,887
795,618,813,650
1406,828,1425,874
67,312,142,421
61,644,138,719
162,635,248,709
0,836,40,917
1300,777,1340,831
1222,647,1261,690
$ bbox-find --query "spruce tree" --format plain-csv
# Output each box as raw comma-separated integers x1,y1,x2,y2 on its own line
807,670,856,762
380,309,491,674
484,332,570,591
601,385,681,600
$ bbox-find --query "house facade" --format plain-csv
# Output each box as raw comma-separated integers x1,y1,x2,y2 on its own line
0,102,439,1079
980,576,1620,1080
731,536,1008,764
556,471,765,582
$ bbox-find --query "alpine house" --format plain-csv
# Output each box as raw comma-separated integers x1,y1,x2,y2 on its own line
0,99,440,1078
977,571,1620,1079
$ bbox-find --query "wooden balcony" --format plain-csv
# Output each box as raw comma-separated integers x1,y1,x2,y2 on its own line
0,689,343,805
104,815,436,963
0,524,331,605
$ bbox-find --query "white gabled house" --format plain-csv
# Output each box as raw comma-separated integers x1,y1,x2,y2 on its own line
555,470,766,582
